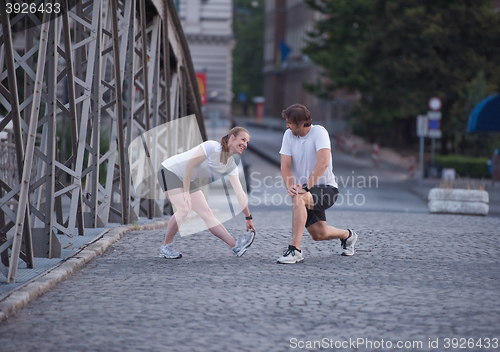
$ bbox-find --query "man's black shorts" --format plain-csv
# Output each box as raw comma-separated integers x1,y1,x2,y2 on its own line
305,185,339,228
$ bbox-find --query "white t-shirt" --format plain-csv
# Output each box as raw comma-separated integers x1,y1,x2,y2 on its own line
279,125,337,188
161,140,239,181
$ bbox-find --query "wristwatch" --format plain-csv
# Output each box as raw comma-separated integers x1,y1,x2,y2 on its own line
245,215,253,220
302,183,310,192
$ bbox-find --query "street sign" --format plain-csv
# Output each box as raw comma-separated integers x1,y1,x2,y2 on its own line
417,115,428,137
429,97,442,111
418,104,442,189
427,111,442,119
427,110,442,138
428,119,440,130
428,129,442,138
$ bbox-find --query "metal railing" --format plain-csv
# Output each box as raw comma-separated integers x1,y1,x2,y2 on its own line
0,0,205,282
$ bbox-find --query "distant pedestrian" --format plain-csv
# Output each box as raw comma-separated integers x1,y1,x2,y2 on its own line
277,104,357,264
158,127,256,258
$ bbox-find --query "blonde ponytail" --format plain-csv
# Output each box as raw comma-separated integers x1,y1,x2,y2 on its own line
220,134,230,164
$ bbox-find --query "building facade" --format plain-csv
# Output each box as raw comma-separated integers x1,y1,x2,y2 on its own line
493,0,500,12
263,0,351,133
177,0,234,120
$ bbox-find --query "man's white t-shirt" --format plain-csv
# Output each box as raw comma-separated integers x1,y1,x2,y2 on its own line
279,125,337,188
161,140,239,181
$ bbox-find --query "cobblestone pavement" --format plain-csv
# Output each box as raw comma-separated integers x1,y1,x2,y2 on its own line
1,209,499,352
1,141,499,351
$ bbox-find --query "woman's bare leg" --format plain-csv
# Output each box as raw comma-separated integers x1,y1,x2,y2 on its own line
190,191,236,248
163,189,191,246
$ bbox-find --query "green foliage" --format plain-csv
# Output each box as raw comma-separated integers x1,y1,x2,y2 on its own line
132,221,140,231
435,155,490,178
232,0,264,101
304,0,500,148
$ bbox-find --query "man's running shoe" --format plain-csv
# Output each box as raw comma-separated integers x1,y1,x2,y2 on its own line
340,229,357,256
277,245,304,264
159,243,182,259
232,230,255,257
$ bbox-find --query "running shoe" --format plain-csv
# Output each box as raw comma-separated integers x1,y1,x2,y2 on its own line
277,245,304,264
159,243,182,259
340,229,357,256
232,230,255,257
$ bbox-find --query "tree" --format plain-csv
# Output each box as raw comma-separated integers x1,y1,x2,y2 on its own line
232,0,264,106
304,0,500,152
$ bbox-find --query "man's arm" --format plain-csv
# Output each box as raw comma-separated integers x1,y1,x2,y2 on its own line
281,154,300,197
303,148,330,190
281,154,294,188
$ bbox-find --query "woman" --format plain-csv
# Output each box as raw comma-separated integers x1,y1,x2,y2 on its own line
157,126,256,259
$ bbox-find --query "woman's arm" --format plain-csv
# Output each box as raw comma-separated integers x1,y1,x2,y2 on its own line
182,146,206,207
229,174,256,233
228,174,248,214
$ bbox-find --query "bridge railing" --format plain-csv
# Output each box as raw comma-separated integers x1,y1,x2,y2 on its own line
0,0,205,282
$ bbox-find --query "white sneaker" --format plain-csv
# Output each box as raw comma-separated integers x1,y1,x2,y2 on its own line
277,245,304,264
159,243,182,259
340,229,357,256
232,230,255,257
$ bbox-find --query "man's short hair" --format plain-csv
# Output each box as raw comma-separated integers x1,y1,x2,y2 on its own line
281,104,312,127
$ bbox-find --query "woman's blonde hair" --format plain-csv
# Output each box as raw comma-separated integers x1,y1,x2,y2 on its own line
220,126,250,164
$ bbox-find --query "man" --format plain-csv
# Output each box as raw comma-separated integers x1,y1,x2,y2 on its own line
277,104,357,264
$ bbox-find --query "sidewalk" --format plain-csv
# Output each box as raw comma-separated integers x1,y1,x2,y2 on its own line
0,119,234,321
0,228,110,296
0,217,171,322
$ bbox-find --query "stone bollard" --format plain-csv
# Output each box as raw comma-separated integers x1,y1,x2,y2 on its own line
428,188,489,216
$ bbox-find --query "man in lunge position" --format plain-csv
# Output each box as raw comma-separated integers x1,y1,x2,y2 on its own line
277,104,357,264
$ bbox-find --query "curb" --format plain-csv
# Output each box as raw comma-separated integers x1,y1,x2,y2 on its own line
0,219,170,323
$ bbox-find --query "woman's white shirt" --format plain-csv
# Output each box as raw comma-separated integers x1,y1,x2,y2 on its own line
161,140,239,181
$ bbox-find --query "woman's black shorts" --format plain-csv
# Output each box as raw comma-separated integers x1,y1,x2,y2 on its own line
305,185,339,228
157,166,201,193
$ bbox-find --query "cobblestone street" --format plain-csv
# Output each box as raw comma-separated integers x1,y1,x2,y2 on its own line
2,0,500,349
1,208,499,351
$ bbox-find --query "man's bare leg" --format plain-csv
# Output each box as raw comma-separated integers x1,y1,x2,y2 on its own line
291,192,315,250
306,221,349,242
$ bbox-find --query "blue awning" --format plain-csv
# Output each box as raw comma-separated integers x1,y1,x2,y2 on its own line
467,94,500,132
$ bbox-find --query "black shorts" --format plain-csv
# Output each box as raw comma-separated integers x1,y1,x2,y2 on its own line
157,166,202,193
305,185,339,228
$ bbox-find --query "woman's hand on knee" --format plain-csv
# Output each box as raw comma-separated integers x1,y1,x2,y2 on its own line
183,192,192,209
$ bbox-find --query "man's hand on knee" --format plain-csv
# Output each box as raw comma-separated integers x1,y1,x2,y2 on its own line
296,184,307,195
287,184,300,198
